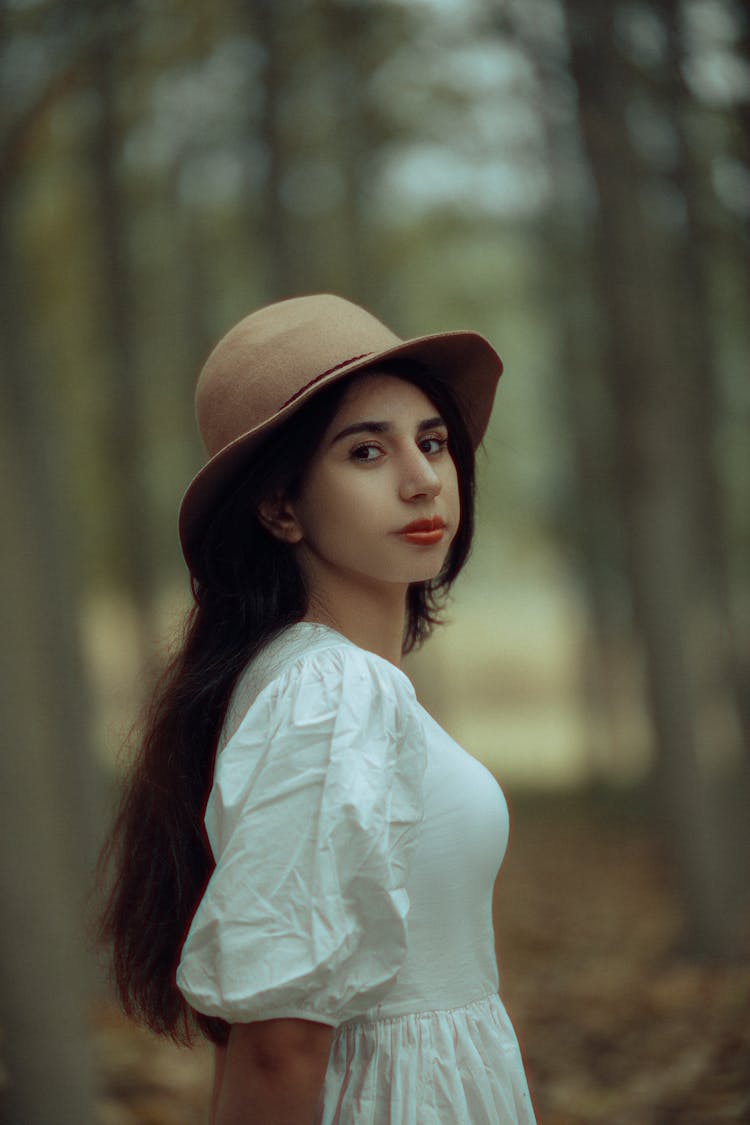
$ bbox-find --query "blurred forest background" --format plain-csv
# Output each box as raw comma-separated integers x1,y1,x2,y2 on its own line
1,0,748,1121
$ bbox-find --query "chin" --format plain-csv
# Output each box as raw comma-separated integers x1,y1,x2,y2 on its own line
404,561,449,585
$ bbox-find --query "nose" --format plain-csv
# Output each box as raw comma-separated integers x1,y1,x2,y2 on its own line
399,449,442,503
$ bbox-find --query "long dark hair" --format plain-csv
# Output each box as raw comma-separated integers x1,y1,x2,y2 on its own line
97,359,477,1046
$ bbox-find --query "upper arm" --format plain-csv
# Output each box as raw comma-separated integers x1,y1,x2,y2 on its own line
211,1043,227,1124
228,1017,335,1074
212,1018,334,1125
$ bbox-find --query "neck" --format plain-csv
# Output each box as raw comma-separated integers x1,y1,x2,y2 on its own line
302,579,408,667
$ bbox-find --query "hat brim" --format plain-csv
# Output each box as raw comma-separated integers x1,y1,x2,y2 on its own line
179,329,502,577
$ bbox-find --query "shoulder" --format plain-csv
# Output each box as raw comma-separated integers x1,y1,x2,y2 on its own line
225,624,415,746
206,626,426,850
212,629,424,820
272,631,414,708
267,622,413,694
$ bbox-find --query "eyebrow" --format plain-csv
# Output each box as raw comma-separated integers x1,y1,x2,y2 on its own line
330,415,445,445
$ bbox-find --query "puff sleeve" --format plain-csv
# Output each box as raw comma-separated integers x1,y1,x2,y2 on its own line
176,643,426,1027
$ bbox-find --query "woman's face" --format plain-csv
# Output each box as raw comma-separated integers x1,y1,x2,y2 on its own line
275,373,461,600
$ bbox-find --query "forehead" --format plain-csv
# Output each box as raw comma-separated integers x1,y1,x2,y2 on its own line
332,372,439,423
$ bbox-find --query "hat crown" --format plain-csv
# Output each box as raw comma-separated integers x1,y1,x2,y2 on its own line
196,294,402,456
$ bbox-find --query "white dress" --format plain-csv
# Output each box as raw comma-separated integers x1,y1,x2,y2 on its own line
177,622,536,1124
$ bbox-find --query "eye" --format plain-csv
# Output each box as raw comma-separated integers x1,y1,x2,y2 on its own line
350,442,384,463
419,434,449,456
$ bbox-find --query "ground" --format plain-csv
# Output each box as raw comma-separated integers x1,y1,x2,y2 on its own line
93,791,750,1124
496,793,750,1124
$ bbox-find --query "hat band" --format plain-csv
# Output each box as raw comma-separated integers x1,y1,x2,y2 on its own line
280,352,374,410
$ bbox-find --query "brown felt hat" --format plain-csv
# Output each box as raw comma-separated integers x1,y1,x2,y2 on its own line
179,293,503,576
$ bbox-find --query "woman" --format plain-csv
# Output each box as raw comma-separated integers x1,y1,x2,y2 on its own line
100,294,536,1124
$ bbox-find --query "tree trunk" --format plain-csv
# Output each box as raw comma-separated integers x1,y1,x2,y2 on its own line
249,0,298,298
0,188,98,1125
317,0,374,304
90,2,158,661
505,2,634,781
563,0,748,957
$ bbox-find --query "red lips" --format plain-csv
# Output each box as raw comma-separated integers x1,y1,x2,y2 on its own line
397,516,446,545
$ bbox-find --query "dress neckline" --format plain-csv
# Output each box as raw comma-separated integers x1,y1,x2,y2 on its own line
287,620,356,646
282,620,414,691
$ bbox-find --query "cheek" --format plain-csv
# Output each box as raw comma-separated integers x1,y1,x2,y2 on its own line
444,461,461,512
294,469,366,542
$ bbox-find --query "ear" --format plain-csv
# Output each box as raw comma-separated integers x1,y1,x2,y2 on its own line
256,491,304,544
